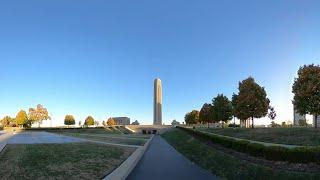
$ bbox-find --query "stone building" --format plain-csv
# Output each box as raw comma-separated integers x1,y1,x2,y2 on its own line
113,117,130,125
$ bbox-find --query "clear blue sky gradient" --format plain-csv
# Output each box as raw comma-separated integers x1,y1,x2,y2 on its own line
0,0,319,125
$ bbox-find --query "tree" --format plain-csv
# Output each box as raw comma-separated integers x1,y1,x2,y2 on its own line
268,106,277,121
171,119,180,126
84,116,95,126
292,64,320,128
64,115,75,127
94,121,99,127
184,110,200,125
107,118,116,126
78,121,82,127
199,103,213,127
29,104,51,128
232,77,270,128
1,116,13,127
16,110,28,127
102,120,106,126
212,94,233,124
298,119,308,126
270,121,280,128
281,122,287,127
131,120,140,125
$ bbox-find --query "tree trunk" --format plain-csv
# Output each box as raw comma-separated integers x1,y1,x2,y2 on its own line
251,116,254,129
315,115,318,129
207,122,209,128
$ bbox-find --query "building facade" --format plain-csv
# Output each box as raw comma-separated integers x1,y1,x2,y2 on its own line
113,117,130,125
154,78,162,125
293,106,306,126
313,116,320,128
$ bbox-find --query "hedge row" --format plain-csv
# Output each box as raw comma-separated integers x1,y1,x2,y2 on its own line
177,126,320,163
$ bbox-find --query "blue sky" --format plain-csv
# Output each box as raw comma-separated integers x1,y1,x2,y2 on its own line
0,0,319,126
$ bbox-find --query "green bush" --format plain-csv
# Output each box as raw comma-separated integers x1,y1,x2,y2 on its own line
177,126,320,163
263,146,288,161
232,140,250,152
287,147,320,163
246,143,265,157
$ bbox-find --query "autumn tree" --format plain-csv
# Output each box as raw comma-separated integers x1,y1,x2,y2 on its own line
107,118,116,126
1,116,13,127
184,110,200,125
212,94,233,124
292,64,320,128
199,103,213,127
84,116,95,126
232,77,270,128
64,115,75,127
16,110,29,127
29,104,51,128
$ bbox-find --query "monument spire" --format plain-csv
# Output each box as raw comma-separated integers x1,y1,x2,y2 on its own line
154,78,162,125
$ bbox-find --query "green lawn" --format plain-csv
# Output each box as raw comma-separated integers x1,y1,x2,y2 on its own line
0,143,135,179
45,127,123,134
162,129,320,180
62,133,148,146
198,127,320,146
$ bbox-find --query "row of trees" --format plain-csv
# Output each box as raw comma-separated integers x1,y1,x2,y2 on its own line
64,115,117,127
185,77,272,128
64,116,141,127
185,64,320,129
0,104,50,128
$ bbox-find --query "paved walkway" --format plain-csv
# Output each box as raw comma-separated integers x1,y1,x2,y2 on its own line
127,135,218,180
7,131,82,144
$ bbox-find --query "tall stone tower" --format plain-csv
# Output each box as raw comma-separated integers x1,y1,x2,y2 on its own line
154,78,162,125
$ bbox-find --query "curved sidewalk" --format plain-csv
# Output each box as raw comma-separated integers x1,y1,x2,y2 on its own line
127,135,217,180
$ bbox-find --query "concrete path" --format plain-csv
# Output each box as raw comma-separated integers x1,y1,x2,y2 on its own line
127,135,218,180
7,131,82,144
0,132,14,152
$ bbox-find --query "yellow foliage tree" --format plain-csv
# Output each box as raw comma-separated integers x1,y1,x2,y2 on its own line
107,118,116,126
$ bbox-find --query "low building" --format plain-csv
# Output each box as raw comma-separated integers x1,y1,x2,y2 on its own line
313,116,320,128
112,117,130,125
293,106,306,126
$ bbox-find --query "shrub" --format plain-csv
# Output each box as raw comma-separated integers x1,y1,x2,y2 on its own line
246,143,265,157
176,126,320,163
228,124,240,128
232,140,250,152
287,147,320,163
263,146,288,161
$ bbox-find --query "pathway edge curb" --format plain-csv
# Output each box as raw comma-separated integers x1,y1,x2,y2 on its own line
0,133,15,153
103,134,154,180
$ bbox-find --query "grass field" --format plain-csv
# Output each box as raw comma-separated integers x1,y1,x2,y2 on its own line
47,128,151,146
0,143,135,179
162,129,320,180
198,127,320,146
62,133,148,146
45,127,123,134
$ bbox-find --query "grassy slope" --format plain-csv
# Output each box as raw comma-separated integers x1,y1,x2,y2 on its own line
0,143,135,179
162,129,320,180
46,128,122,134
199,127,320,146
63,133,147,146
